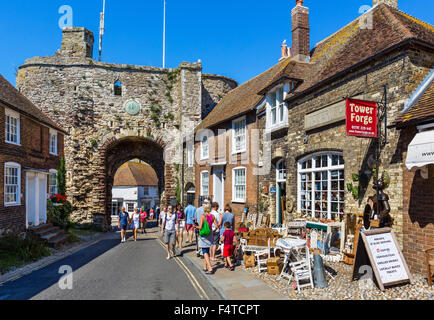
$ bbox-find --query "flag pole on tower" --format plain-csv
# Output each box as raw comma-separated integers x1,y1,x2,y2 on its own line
99,0,106,61
163,0,166,68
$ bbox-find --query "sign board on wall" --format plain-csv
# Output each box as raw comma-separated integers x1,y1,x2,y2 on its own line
352,228,414,291
346,99,378,138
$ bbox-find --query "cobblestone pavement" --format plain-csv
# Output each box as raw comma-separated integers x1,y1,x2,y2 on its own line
242,261,433,300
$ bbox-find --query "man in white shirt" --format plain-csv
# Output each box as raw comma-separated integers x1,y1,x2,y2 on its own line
161,205,177,260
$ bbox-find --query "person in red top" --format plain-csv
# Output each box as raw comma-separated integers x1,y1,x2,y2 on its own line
140,207,148,234
221,221,238,271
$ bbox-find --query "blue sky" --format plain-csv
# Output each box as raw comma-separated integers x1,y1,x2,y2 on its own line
0,0,432,86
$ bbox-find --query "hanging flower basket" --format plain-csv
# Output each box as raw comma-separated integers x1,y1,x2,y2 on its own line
50,194,68,206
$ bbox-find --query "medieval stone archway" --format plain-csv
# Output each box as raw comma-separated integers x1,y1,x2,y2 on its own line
99,136,177,229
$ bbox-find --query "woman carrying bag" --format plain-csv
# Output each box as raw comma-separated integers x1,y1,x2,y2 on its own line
195,205,216,274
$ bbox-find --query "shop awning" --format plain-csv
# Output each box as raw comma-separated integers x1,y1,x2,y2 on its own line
406,130,434,170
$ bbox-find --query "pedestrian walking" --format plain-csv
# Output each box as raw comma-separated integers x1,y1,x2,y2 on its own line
195,204,217,274
159,207,167,231
140,207,147,234
210,202,221,262
175,204,185,251
161,205,177,260
150,208,155,220
131,208,140,242
155,205,160,223
218,204,235,259
118,207,130,243
194,199,209,257
221,221,238,271
184,201,197,244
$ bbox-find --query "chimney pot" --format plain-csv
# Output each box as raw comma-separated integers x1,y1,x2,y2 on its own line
296,0,304,6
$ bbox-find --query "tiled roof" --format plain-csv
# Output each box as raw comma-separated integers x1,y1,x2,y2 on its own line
0,74,66,133
196,57,294,131
113,162,158,187
197,4,433,131
394,82,434,127
289,3,434,99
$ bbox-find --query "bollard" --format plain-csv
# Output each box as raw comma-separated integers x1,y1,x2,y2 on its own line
313,251,328,289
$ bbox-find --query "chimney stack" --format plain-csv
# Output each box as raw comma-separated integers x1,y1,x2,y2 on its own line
291,0,310,61
373,0,398,9
280,40,292,61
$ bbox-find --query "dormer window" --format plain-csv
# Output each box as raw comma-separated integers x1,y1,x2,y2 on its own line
266,85,288,131
114,80,122,96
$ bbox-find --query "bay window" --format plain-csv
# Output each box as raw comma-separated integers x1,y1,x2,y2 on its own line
298,153,345,221
266,85,288,131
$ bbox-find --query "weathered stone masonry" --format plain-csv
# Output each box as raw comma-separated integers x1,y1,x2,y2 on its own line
17,27,236,229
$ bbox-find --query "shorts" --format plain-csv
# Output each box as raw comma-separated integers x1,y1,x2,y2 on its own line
120,224,127,231
164,230,176,244
133,222,140,229
223,245,234,258
212,232,220,245
185,224,195,231
177,221,185,230
202,248,210,255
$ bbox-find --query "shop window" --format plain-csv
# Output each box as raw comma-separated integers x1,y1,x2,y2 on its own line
201,171,209,196
5,108,20,145
232,167,246,202
4,162,21,206
232,116,247,154
126,203,135,213
298,153,345,221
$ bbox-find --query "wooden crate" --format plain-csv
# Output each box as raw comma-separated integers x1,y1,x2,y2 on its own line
244,254,256,268
267,263,283,275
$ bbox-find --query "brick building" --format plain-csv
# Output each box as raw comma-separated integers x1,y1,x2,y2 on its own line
391,75,434,274
0,75,66,234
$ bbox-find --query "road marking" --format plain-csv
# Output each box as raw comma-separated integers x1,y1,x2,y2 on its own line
157,239,209,300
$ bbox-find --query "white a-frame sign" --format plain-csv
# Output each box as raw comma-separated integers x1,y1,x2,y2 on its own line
352,228,414,291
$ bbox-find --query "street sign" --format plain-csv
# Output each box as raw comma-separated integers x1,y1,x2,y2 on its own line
270,187,277,194
346,99,378,138
352,228,413,291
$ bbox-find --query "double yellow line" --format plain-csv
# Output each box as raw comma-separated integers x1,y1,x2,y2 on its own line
157,239,209,300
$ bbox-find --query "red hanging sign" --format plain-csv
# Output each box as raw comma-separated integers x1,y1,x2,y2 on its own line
346,99,378,138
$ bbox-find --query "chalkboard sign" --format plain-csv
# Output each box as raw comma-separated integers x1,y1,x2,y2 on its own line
352,228,413,291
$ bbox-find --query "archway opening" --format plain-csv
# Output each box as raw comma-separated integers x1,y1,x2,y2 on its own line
103,137,167,226
111,160,160,217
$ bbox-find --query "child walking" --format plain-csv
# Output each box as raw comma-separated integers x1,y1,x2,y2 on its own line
221,222,237,271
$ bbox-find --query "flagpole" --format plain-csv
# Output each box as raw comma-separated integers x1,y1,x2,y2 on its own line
163,0,166,68
99,0,106,61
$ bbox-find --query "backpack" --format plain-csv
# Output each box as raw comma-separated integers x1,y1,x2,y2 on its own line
199,217,211,237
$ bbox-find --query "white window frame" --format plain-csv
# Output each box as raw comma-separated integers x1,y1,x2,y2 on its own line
266,83,289,132
276,159,287,183
48,169,58,196
49,128,58,155
200,171,209,196
232,116,247,154
5,108,21,146
297,152,345,221
187,142,194,167
232,166,247,203
4,162,21,206
200,136,209,160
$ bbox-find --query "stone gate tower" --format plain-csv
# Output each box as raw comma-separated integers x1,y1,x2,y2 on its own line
17,27,237,230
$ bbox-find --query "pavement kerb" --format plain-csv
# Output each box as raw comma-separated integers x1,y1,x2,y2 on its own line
181,251,229,301
0,232,114,286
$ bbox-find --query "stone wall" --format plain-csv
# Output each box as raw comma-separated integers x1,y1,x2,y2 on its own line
16,27,235,229
256,46,433,251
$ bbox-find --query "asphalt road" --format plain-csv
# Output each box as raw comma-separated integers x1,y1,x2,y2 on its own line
0,228,222,300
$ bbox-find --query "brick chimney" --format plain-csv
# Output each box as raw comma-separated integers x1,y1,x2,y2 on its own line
291,0,310,61
373,0,398,9
280,40,292,61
